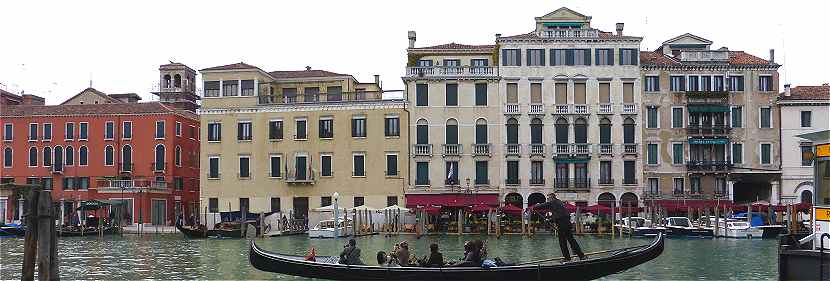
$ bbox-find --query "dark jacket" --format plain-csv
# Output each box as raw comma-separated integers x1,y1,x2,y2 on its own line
339,246,364,265
424,252,444,267
535,198,570,220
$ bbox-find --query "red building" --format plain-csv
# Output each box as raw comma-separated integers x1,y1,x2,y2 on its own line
0,63,200,226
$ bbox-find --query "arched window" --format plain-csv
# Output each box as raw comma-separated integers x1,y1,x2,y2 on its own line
65,146,74,166
43,147,52,166
3,147,11,167
598,192,616,208
505,193,523,208
174,74,182,88
163,74,172,88
175,146,182,166
530,118,543,144
574,118,587,144
475,118,488,144
121,145,132,172
416,119,429,144
623,117,635,144
599,118,612,144
506,118,519,144
104,145,114,166
155,144,165,171
53,146,63,171
445,119,458,144
79,146,88,166
620,192,639,208
555,118,569,144
29,147,37,167
801,190,813,204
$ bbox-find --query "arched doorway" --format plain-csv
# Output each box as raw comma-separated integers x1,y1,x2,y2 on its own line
801,190,813,204
620,192,639,207
527,193,546,207
598,192,616,207
505,193,523,208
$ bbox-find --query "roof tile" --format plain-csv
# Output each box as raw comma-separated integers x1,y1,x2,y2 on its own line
1,102,194,118
200,62,260,71
411,42,495,50
268,69,349,79
780,86,830,100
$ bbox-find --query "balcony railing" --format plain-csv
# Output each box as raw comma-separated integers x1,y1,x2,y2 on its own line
442,144,462,156
598,103,613,114
573,144,591,154
542,29,599,38
622,104,637,114
598,178,614,185
554,104,570,114
257,90,399,105
285,170,315,185
472,144,491,156
405,66,497,78
553,144,591,155
623,178,638,185
623,143,639,154
505,179,521,186
554,178,591,192
686,125,731,135
413,144,432,156
529,144,545,156
573,104,589,114
686,160,732,172
151,162,167,172
554,144,570,155
529,103,545,114
529,178,545,186
598,144,614,155
96,179,170,192
504,103,520,114
505,144,522,156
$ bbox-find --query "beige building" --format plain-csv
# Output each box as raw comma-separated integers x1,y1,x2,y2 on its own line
199,63,408,220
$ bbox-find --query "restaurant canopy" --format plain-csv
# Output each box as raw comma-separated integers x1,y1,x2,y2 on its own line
500,204,523,215
405,194,499,208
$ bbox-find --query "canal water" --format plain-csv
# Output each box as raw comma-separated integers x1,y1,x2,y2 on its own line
0,234,777,280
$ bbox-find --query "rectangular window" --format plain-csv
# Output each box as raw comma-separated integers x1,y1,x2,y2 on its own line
207,123,221,142
731,143,743,164
237,121,252,141
670,76,686,92
444,161,459,185
241,80,255,96
673,178,685,194
551,49,566,66
317,154,331,177
78,122,88,140
801,145,813,166
353,197,365,208
386,154,397,176
645,76,660,92
239,198,249,213
28,123,37,141
688,76,699,91
303,87,319,102
713,76,724,91
690,177,701,194
295,119,307,140
3,124,11,141
282,88,298,103
65,123,75,140
122,121,132,139
417,60,432,67
700,76,712,91
269,120,283,140
595,49,614,66
204,81,220,97
672,107,683,128
174,177,184,190
208,198,219,213
647,107,659,128
327,86,343,102
152,121,163,139
648,178,659,194
760,143,772,164
599,161,612,184
502,49,521,66
672,143,684,165
43,124,52,141
506,161,519,184
208,156,220,179
384,116,400,137
731,107,743,128
507,83,518,104
238,156,250,178
759,76,773,91
269,155,282,178
526,49,545,66
105,122,114,139
531,161,544,183
321,197,332,207
647,144,658,165
353,154,365,177
319,118,333,139
387,196,398,207
574,49,590,66
475,161,488,185
801,111,812,127
619,48,638,65
472,83,486,106
445,83,458,106
760,107,772,128
270,198,281,213
416,84,428,106
729,76,745,92
222,80,238,96
416,162,429,185
175,122,182,137
351,117,366,138
624,161,636,184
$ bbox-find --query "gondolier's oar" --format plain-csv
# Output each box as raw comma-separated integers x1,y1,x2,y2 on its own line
515,245,644,265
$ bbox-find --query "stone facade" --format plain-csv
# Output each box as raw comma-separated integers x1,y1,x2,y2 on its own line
778,85,830,204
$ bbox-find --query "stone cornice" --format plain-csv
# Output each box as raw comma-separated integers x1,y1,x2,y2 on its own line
201,101,407,115
641,64,780,71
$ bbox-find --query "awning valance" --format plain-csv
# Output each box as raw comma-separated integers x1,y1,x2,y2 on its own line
688,138,729,145
688,105,730,113
405,194,499,208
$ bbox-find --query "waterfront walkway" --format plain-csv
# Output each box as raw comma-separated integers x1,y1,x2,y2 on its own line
121,224,178,234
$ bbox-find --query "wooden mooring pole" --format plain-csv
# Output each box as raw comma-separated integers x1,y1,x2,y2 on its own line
22,186,39,280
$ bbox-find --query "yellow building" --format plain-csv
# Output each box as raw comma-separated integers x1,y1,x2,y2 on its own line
199,63,408,220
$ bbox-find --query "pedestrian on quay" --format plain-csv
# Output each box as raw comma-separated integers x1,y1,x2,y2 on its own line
534,193,585,262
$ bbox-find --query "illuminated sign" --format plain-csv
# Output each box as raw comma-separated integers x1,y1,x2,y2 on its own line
816,144,830,157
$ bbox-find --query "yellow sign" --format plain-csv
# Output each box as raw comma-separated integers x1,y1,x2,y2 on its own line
817,144,830,157
817,208,830,222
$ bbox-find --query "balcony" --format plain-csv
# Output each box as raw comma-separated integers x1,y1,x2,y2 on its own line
554,178,591,192
529,144,545,157
529,103,545,115
472,144,491,156
623,178,638,185
542,28,600,38
598,178,614,185
505,144,522,156
573,104,589,115
285,170,315,185
415,179,430,187
597,103,613,114
622,103,637,114
96,179,170,193
405,66,498,79
442,144,462,157
504,103,520,115
685,91,729,105
529,178,545,186
573,144,591,155
413,144,432,156
554,144,570,155
553,144,591,155
686,160,732,172
553,104,570,114
597,144,614,155
151,162,167,173
623,143,638,155
505,179,521,186
257,90,402,105
687,124,731,135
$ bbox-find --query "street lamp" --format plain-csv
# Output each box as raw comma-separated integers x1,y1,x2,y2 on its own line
333,192,340,238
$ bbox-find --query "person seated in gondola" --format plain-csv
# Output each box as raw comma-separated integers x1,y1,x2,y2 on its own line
418,243,444,267
338,238,364,265
394,240,411,266
449,241,482,267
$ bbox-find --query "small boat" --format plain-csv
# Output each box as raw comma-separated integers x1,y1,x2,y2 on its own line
716,219,763,239
308,218,352,239
212,221,259,238
250,233,664,281
177,224,212,238
662,217,713,238
732,213,786,239
0,223,25,237
616,217,665,237
58,226,118,237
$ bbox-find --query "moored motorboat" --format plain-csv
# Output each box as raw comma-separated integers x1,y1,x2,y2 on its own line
308,218,352,239
616,217,665,237
662,217,713,238
732,213,786,239
717,219,763,239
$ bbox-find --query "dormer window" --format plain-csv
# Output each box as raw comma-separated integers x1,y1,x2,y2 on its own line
417,60,433,67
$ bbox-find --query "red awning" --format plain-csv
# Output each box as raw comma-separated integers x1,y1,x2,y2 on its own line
585,204,611,213
501,204,523,215
421,205,441,215
467,204,493,213
405,194,499,208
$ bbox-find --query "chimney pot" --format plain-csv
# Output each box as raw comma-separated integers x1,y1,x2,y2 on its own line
408,31,417,48
306,66,311,71
496,33,502,38
374,74,380,85
769,49,775,63
784,84,791,96
615,23,624,36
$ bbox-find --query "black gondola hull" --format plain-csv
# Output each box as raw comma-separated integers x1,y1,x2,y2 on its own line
249,233,664,281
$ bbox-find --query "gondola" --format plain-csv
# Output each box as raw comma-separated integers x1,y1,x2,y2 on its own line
0,223,25,237
177,224,212,238
249,233,664,281
58,226,118,237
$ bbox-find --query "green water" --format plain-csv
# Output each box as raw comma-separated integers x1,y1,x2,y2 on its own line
0,234,777,280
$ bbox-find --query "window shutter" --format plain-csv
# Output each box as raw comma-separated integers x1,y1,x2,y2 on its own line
526,50,532,66
609,49,615,66
540,49,546,66
584,49,591,65
566,49,574,66
515,49,522,66
502,49,508,66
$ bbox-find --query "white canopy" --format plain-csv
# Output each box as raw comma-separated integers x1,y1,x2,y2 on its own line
313,205,336,212
381,204,410,212
349,205,379,211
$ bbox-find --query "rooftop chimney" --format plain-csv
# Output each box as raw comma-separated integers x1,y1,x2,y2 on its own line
616,23,624,36
496,33,502,39
769,49,775,63
784,84,791,96
374,74,381,87
305,66,311,71
408,31,417,48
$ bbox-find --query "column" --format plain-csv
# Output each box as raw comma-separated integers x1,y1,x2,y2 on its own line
218,80,223,97
771,180,780,205
727,180,735,201
254,80,259,97
237,79,242,96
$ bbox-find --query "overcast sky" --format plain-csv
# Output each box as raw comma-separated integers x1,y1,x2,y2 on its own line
1,0,826,105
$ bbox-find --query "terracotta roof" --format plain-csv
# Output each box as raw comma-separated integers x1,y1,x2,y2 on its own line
411,42,495,50
641,50,773,66
728,51,771,65
640,51,680,65
268,69,349,79
499,32,538,40
780,86,830,100
60,87,122,105
1,102,193,118
200,62,260,71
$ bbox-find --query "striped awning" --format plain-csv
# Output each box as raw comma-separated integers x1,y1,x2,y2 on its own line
688,138,729,145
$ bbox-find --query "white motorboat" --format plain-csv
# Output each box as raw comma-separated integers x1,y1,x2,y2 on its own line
308,218,353,239
616,217,666,237
662,217,714,238
717,219,763,239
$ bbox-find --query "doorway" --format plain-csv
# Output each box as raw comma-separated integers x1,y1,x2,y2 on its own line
151,199,167,225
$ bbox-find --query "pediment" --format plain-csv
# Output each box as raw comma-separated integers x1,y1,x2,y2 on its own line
537,7,589,21
662,33,712,46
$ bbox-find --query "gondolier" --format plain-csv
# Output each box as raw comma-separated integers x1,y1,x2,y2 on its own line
535,193,585,262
